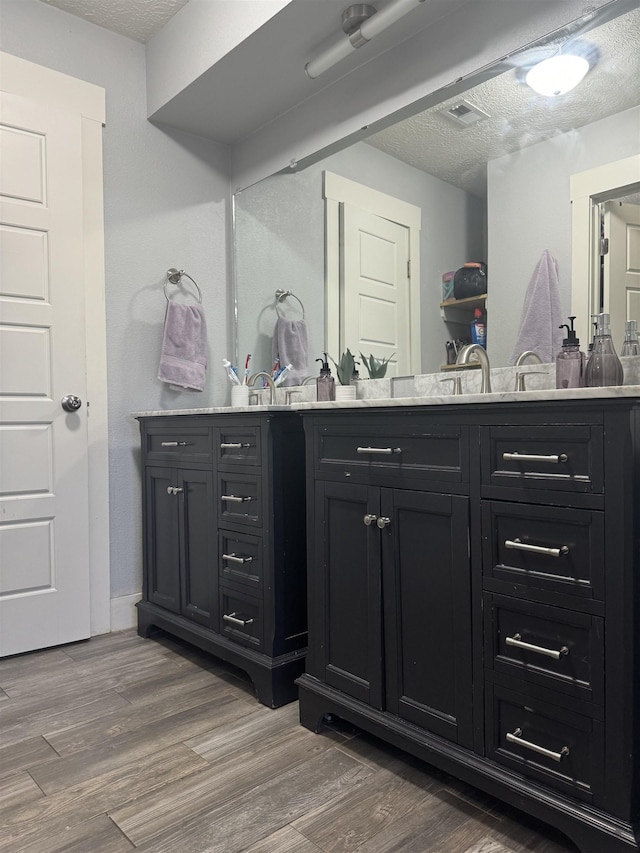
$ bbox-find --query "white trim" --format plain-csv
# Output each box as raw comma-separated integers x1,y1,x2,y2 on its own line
1,53,110,637
571,155,640,348
110,593,142,633
323,171,422,372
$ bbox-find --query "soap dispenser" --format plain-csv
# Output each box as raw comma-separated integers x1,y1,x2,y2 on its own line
556,316,585,389
315,353,335,402
621,320,640,356
584,313,623,387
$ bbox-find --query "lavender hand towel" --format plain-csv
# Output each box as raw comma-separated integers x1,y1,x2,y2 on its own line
509,250,563,365
157,301,207,391
272,317,309,386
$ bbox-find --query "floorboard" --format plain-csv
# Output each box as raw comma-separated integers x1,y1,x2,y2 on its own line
0,629,580,853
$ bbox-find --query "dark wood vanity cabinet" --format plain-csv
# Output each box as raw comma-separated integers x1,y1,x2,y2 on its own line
137,412,307,707
297,400,640,853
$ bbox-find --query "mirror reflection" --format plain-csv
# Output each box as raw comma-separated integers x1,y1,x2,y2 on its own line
235,2,640,382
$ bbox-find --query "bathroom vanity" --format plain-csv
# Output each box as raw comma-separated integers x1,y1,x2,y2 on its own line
296,392,640,853
136,410,307,707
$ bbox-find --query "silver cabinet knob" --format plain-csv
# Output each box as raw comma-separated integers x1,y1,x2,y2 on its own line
363,514,377,526
61,394,82,412
376,516,391,529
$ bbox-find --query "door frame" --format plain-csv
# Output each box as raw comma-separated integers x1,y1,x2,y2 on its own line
1,52,110,636
324,171,421,372
570,154,640,350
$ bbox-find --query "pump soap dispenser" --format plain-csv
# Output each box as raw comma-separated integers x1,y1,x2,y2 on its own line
621,320,639,356
556,316,585,389
315,353,335,402
584,313,623,387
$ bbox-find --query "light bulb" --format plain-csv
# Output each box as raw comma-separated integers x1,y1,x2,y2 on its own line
525,54,590,96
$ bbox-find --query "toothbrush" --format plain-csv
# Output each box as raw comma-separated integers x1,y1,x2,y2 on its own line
274,364,293,387
243,353,252,385
223,359,242,386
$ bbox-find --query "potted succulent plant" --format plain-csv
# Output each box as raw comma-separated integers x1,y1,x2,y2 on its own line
360,352,395,379
330,349,357,400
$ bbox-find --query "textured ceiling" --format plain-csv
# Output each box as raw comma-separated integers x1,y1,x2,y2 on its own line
365,7,640,197
38,0,190,42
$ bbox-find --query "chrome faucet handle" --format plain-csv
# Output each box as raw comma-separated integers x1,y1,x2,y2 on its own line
284,389,301,405
440,373,464,395
248,391,261,405
515,369,549,391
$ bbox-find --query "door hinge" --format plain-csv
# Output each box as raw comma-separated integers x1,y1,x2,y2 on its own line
600,237,609,255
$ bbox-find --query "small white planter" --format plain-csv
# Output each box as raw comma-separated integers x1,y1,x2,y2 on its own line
335,385,357,401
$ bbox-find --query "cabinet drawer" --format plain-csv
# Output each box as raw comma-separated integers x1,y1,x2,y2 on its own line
220,588,263,650
484,593,604,704
216,425,261,467
481,425,603,494
145,427,211,461
315,421,467,484
218,473,262,527
482,501,604,601
219,529,262,590
485,683,603,803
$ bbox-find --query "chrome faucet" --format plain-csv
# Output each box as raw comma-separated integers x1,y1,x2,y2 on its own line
247,371,276,405
456,344,492,393
514,350,543,366
300,375,318,385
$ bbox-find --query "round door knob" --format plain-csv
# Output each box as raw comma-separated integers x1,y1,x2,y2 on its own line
363,513,377,526
61,394,82,412
376,516,391,529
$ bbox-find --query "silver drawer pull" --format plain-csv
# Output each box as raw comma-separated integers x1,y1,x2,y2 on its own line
502,452,568,464
505,538,569,558
221,494,253,503
220,442,251,449
223,612,254,627
505,633,569,660
356,446,402,455
506,728,570,763
222,553,253,564
161,440,191,447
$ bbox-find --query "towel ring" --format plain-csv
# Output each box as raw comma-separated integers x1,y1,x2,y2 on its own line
164,268,202,304
275,288,305,319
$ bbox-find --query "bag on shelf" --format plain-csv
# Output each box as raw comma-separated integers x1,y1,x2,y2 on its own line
453,262,487,299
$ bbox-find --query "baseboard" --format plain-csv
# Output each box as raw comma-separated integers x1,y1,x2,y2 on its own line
109,592,142,632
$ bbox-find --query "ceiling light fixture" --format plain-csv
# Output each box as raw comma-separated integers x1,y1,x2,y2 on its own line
523,42,598,97
305,0,426,80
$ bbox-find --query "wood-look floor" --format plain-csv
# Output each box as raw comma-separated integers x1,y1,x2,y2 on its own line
0,629,580,853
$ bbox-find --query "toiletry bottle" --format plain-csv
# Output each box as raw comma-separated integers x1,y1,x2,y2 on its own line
315,353,335,401
556,316,585,389
470,308,486,348
584,312,624,387
621,320,639,356
351,361,360,386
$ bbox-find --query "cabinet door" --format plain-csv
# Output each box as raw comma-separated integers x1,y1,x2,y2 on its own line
312,481,383,708
179,469,217,628
382,489,473,747
145,467,181,614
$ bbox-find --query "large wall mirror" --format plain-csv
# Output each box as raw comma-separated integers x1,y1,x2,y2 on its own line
234,0,640,382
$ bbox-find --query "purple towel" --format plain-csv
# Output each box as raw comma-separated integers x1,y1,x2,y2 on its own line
272,317,308,386
157,301,207,391
509,250,563,364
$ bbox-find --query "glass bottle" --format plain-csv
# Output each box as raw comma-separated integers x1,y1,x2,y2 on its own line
584,313,624,387
621,320,639,356
556,316,585,389
315,353,335,401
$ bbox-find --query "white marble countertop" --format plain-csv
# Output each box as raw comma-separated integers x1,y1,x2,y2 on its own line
133,384,640,418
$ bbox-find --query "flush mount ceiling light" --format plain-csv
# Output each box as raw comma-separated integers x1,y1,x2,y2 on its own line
523,42,598,96
305,0,427,80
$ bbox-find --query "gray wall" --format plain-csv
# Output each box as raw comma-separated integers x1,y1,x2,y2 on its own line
0,0,231,602
236,141,484,378
488,105,640,367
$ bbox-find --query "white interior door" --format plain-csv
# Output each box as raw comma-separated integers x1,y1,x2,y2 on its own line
0,91,91,656
604,200,640,349
342,204,411,376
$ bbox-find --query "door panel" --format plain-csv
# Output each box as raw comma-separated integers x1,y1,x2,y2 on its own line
180,469,216,627
605,200,640,349
315,481,383,708
145,468,181,614
383,489,473,746
0,92,90,656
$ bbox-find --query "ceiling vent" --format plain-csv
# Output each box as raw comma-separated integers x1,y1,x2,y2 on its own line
442,100,490,127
